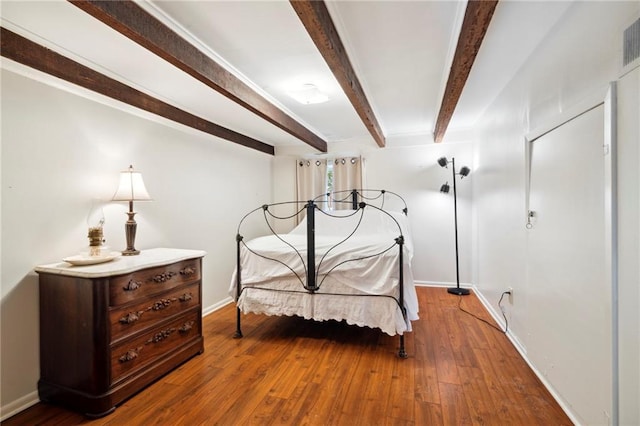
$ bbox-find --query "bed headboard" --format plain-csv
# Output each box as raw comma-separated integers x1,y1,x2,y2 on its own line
236,189,408,239
313,189,408,214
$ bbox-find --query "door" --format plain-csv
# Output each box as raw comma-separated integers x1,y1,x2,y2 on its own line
526,104,612,425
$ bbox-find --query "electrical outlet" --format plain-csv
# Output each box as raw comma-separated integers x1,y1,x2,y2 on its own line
507,287,514,302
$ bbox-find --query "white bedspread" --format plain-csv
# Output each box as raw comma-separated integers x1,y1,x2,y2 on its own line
230,209,419,335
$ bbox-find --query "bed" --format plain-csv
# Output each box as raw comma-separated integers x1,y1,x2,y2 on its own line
229,189,418,357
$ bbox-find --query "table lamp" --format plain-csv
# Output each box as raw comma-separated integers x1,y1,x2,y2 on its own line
112,165,152,255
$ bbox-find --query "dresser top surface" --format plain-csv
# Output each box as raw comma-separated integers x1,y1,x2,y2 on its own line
35,248,206,278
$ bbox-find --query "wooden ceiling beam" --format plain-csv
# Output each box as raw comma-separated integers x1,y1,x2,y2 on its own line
290,0,386,148
70,0,328,153
434,0,498,143
0,27,275,155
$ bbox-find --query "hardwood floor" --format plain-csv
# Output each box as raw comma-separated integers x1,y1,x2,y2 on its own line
2,287,572,425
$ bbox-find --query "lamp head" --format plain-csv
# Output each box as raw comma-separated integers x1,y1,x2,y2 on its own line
459,166,471,177
440,182,450,193
437,157,448,168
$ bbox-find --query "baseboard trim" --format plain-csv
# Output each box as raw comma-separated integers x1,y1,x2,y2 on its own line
414,280,473,288
202,296,233,317
0,391,39,422
471,285,582,426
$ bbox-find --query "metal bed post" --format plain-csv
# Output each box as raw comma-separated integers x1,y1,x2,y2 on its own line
306,201,317,292
351,189,358,210
234,234,243,338
397,235,408,358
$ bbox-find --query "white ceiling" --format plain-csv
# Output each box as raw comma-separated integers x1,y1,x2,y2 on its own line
0,0,575,151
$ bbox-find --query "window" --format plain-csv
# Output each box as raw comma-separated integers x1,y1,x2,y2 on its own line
296,156,363,211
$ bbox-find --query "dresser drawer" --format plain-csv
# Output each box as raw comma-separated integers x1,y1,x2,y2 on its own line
110,309,201,384
110,283,201,344
109,259,201,306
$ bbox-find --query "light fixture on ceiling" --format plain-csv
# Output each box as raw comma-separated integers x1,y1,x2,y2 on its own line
438,156,471,296
287,83,329,105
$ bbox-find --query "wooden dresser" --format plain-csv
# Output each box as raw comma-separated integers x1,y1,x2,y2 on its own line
35,248,206,417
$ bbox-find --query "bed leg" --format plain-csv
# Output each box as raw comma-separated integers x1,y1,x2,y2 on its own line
398,335,408,359
233,307,243,339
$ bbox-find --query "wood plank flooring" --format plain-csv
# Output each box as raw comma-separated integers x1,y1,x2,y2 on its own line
2,287,572,425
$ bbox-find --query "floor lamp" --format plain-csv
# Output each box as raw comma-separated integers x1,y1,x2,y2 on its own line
438,156,471,296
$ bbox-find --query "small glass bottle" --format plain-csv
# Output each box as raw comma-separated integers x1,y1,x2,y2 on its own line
87,202,106,257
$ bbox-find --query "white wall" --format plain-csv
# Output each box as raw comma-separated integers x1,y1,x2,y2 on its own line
469,1,639,424
0,69,273,417
2,1,638,423
364,143,473,286
617,66,640,426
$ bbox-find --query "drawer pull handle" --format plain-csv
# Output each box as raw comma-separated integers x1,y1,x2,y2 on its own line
179,293,193,302
150,271,177,283
119,311,144,324
180,266,196,276
119,347,142,363
179,321,195,333
123,279,142,291
147,328,175,344
150,298,177,311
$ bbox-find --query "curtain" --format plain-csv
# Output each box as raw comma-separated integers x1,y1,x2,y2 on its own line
333,156,363,210
296,159,327,219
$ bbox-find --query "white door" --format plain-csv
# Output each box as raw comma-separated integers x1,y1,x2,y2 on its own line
526,104,612,425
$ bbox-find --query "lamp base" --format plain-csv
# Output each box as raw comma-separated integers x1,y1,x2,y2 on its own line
123,210,140,256
447,287,470,296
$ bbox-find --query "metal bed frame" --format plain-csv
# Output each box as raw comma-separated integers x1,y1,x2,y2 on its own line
233,189,411,358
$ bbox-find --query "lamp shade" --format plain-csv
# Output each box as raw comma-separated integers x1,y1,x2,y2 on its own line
459,166,471,177
112,165,152,201
437,157,448,167
440,182,451,193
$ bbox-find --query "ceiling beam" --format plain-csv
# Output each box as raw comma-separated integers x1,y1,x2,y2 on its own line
0,27,275,155
70,0,327,153
290,0,386,148
434,0,498,143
